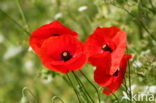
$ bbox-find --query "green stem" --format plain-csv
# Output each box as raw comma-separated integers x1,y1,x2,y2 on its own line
0,8,30,35
101,87,119,102
72,71,94,103
112,4,156,41
79,70,101,103
73,75,90,103
74,75,90,103
128,61,132,103
123,81,129,96
16,0,30,32
112,93,119,101
66,74,82,103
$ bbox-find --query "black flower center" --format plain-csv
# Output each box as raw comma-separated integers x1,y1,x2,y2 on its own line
52,34,60,36
113,69,120,77
61,51,72,61
102,44,113,52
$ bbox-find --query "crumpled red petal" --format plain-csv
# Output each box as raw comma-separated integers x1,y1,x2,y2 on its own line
85,26,126,75
110,30,127,75
94,54,131,95
29,21,78,55
103,54,132,95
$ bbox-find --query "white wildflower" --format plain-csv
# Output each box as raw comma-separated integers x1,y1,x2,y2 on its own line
133,60,142,68
54,12,63,20
78,6,88,12
3,46,23,60
141,49,151,55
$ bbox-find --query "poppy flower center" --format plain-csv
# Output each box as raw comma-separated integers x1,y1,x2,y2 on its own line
113,69,120,77
102,44,113,52
61,51,72,61
52,34,60,36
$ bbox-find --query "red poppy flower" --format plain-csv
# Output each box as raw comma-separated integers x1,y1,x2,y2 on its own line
39,35,87,74
29,21,78,55
85,27,127,75
94,54,131,95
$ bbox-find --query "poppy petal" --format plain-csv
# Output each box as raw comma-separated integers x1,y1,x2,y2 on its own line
94,67,113,87
29,21,78,55
85,26,127,75
103,54,132,95
110,31,127,75
39,35,87,74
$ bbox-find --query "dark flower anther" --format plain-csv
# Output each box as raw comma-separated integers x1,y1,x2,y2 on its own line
52,34,60,36
113,69,120,77
61,51,72,61
102,44,113,52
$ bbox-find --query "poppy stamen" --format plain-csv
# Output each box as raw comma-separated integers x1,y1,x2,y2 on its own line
102,44,113,52
52,34,60,36
113,69,120,77
61,51,72,61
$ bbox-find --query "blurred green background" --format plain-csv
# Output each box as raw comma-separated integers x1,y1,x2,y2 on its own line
0,0,156,103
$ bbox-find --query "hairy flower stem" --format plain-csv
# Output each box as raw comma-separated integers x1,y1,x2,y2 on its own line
71,75,90,103
100,86,119,102
123,81,130,97
72,71,95,103
71,73,90,103
66,74,82,103
123,64,131,97
0,9,30,35
128,62,132,103
16,0,30,32
79,70,101,103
